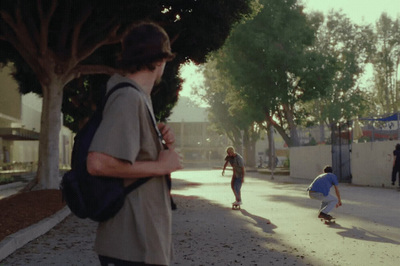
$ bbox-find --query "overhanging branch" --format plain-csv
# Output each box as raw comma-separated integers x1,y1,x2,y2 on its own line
0,6,38,57
66,64,120,83
71,5,93,59
76,24,124,62
38,0,58,56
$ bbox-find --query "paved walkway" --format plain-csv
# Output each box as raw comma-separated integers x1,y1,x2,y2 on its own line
1,169,399,265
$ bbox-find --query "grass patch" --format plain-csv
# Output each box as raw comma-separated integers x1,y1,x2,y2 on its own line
0,175,15,185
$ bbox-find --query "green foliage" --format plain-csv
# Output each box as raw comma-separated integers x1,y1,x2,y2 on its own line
208,0,329,146
282,157,289,168
300,10,374,129
371,13,400,114
0,0,253,131
0,175,14,185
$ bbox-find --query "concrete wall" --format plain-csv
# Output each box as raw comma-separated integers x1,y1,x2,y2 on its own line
290,145,332,180
351,141,394,187
290,141,397,187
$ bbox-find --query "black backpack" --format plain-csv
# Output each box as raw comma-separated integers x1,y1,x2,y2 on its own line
60,82,151,222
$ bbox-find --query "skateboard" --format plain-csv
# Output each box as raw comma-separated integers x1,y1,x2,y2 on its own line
232,203,241,210
320,218,335,224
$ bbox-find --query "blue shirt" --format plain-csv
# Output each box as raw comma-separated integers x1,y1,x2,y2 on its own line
308,173,338,196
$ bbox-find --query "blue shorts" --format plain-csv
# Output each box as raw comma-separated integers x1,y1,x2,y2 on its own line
233,177,242,197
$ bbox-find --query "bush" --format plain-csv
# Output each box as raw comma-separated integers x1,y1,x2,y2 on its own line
0,175,14,185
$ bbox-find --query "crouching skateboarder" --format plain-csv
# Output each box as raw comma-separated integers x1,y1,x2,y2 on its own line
307,166,342,222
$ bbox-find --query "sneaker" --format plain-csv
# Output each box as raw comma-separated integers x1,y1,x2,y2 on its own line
237,201,243,206
232,201,238,205
318,212,331,220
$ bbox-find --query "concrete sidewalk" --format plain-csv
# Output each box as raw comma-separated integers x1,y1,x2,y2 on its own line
1,170,399,265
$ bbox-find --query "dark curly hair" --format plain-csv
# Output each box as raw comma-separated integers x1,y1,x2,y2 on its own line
323,165,333,173
117,21,175,73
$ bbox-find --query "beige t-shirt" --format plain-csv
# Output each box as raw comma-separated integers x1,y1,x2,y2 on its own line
89,74,172,264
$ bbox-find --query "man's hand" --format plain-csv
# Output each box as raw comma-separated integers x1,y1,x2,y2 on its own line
158,123,175,148
336,200,342,208
158,148,183,173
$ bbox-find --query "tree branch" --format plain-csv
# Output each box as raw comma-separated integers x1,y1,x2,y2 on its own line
0,8,38,66
57,0,72,54
66,64,120,83
76,24,124,62
38,0,58,56
71,6,93,59
78,17,118,46
0,5,38,54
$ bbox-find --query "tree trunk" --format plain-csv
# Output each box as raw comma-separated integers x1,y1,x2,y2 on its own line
36,79,64,189
243,130,256,167
283,104,300,147
267,124,274,169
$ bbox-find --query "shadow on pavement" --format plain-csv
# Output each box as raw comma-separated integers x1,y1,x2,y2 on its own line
240,209,277,234
172,194,311,265
332,224,400,245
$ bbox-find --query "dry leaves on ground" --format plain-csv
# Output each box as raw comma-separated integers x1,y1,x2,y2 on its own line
0,189,65,241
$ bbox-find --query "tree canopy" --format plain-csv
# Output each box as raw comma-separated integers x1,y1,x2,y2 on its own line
200,57,261,165
0,0,252,188
201,1,376,148
302,10,374,135
371,13,400,114
212,0,330,147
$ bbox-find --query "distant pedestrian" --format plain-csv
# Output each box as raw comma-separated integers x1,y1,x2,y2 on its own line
222,146,245,206
258,156,263,168
307,166,342,220
391,143,400,188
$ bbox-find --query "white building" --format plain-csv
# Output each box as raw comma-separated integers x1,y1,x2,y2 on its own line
0,65,73,171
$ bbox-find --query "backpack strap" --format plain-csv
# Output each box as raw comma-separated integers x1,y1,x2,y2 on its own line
104,82,163,142
102,82,136,109
103,82,165,194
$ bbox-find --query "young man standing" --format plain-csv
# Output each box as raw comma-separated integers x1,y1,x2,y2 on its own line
222,146,245,206
87,21,183,266
308,165,342,220
391,143,400,188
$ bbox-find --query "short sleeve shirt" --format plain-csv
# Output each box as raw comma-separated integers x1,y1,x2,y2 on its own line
308,173,339,196
225,153,244,178
88,74,172,265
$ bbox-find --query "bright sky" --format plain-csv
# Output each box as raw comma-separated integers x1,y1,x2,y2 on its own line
179,0,400,99
302,0,399,25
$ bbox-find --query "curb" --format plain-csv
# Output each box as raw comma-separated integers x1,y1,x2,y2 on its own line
0,206,71,261
0,182,24,191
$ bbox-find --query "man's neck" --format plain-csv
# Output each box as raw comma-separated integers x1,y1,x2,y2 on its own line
126,71,156,96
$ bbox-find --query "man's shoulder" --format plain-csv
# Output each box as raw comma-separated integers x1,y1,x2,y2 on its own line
327,172,337,178
236,153,243,159
105,76,145,105
107,74,143,93
325,173,339,184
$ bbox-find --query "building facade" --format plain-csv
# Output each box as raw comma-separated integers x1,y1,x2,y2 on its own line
168,97,231,168
0,65,73,171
